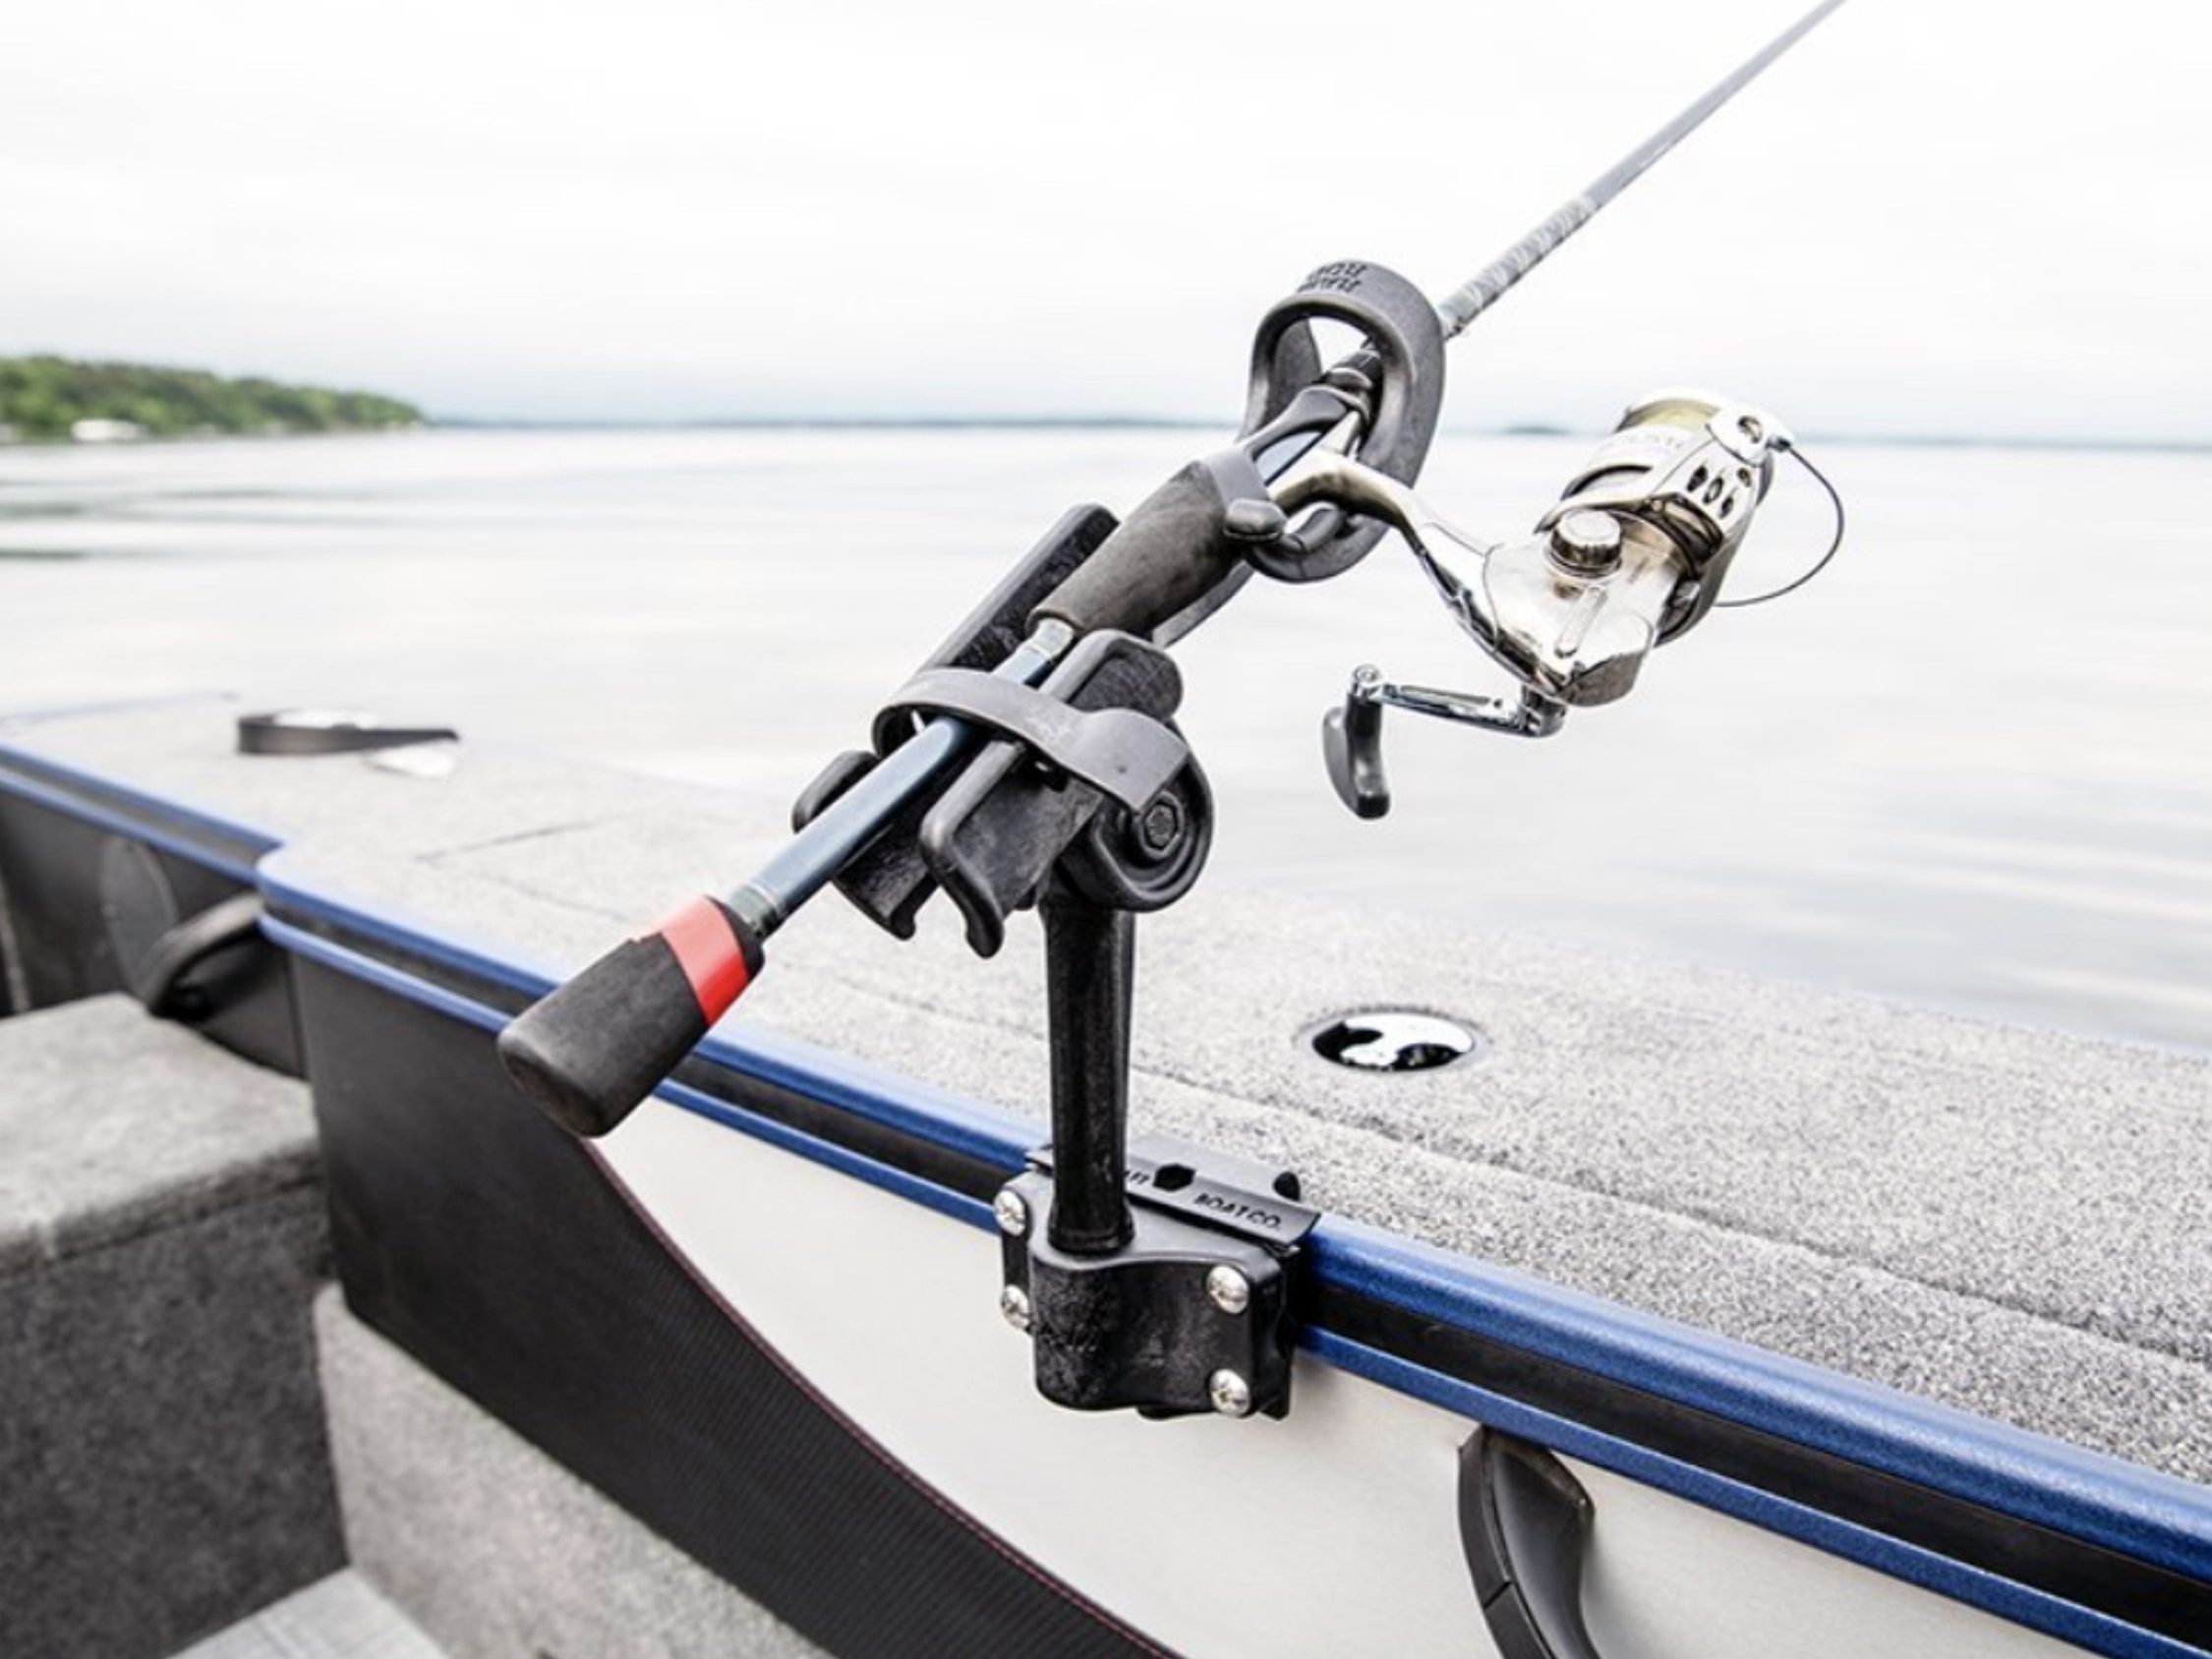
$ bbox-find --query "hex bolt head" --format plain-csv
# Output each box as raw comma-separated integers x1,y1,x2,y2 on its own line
992,1187,1030,1237
1137,795,1184,857
1205,1264,1252,1316
999,1285,1033,1335
1207,1368,1253,1418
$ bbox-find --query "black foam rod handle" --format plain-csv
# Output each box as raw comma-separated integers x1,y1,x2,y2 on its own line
497,896,765,1138
1029,460,1245,640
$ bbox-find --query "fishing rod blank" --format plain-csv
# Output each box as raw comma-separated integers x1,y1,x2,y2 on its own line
1435,0,1851,337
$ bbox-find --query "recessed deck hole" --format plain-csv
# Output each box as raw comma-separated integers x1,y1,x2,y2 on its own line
1307,1010,1484,1072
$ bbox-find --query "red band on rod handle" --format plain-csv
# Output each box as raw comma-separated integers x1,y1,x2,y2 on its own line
498,894,766,1138
654,895,755,1024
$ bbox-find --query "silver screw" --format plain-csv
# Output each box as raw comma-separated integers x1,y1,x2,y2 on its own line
993,1188,1030,1237
1205,1264,1252,1316
1207,1369,1253,1418
999,1285,1033,1334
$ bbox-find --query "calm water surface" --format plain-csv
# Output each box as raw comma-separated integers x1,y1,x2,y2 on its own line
3,428,2208,1055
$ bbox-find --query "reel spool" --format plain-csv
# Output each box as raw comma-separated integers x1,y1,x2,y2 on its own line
1482,392,1788,708
1540,392,1783,653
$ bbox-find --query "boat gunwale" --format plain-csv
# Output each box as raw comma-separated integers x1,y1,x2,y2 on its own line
6,731,2209,1658
256,862,2212,1659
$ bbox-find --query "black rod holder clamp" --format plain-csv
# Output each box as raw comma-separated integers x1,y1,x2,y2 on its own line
996,1128,1316,1421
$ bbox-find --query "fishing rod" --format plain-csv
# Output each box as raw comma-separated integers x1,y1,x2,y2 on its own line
1435,0,1852,337
498,0,1852,1145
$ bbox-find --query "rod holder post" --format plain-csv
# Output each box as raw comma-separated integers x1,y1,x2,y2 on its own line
1040,890,1137,1257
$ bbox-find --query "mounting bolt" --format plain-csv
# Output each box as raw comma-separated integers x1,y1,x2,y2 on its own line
999,1286,1033,1334
993,1188,1030,1237
1207,1368,1253,1418
1205,1264,1252,1316
1136,794,1185,858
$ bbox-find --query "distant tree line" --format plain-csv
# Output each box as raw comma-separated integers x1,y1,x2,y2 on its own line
0,356,423,440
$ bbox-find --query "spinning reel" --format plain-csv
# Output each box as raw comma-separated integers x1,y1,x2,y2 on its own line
1273,393,1797,817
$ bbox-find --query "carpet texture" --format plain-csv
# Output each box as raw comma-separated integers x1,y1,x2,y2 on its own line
0,995,342,1659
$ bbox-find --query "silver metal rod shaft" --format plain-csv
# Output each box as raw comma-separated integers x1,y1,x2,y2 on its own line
1434,0,1851,338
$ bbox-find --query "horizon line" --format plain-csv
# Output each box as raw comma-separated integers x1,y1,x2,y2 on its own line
421,415,2212,455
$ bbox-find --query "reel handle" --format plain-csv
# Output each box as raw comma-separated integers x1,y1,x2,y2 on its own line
1321,668,1391,819
496,896,764,1137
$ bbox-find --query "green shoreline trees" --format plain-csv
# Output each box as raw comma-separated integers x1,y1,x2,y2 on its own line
0,357,422,440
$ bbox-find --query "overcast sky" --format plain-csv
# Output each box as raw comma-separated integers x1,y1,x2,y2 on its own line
6,0,2207,441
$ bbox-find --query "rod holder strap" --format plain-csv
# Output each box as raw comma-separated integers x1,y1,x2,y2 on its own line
882,664,1190,814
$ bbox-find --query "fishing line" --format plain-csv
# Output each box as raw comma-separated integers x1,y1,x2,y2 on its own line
1714,442,1844,608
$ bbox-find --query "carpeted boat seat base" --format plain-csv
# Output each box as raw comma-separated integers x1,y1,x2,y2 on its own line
0,995,339,1659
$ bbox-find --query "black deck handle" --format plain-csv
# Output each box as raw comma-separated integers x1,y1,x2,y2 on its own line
134,890,265,1019
1461,1428,1605,1659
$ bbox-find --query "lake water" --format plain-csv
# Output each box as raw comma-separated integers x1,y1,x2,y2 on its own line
3,428,2208,1056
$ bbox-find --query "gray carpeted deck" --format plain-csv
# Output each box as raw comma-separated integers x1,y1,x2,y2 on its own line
8,697,2211,1490
0,994,342,1659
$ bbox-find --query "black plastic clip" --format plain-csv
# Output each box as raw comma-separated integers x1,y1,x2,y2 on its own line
1237,259,1448,584
914,630,1207,957
887,664,1189,817
995,1134,1316,1421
